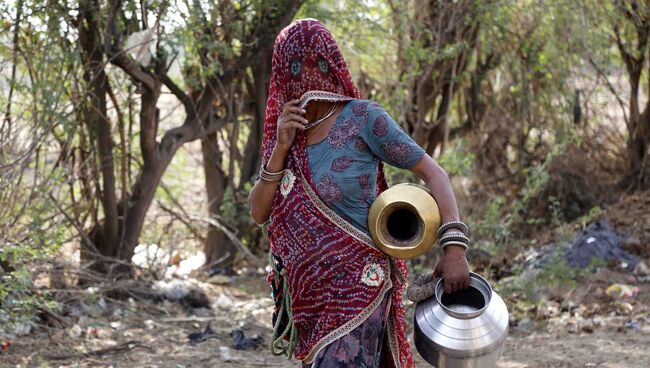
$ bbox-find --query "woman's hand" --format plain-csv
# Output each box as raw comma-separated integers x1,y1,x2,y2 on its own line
433,245,470,294
276,99,308,151
410,155,470,293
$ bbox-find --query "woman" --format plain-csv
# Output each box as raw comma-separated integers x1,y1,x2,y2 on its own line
248,19,469,368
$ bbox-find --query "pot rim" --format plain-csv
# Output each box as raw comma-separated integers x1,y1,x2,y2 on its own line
434,271,493,319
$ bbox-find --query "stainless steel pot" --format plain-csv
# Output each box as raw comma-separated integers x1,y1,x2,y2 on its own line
414,272,509,368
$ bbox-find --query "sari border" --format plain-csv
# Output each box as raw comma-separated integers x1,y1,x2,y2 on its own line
297,168,393,364
386,310,403,368
302,273,393,364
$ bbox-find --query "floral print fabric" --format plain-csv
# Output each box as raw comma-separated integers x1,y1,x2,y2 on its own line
308,99,426,234
303,290,392,368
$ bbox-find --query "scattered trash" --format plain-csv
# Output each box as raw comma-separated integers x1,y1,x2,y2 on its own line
624,321,641,330
523,220,640,272
0,337,12,352
152,279,211,309
132,243,171,270
153,279,191,301
605,284,639,299
188,322,217,346
564,220,639,271
166,251,206,277
231,329,263,350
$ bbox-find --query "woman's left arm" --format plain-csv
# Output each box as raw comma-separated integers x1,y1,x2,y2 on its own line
359,102,470,293
411,155,470,293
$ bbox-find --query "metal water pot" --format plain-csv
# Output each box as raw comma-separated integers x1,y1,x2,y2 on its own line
414,272,509,368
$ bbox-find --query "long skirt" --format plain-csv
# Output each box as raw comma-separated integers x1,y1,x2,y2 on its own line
302,290,394,368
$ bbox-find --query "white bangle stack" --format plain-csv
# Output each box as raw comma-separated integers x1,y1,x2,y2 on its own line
437,221,470,251
259,164,285,182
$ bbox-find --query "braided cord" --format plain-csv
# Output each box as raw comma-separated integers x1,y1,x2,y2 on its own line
268,251,298,358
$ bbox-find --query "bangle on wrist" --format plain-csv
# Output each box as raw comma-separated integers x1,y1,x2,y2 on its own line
438,231,470,245
441,240,468,251
437,221,469,238
258,163,285,182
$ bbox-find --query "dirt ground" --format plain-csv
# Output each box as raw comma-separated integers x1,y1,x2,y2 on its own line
2,266,650,368
3,191,649,368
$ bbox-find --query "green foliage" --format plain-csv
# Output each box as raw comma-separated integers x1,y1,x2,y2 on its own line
0,189,67,334
438,140,475,177
500,250,606,302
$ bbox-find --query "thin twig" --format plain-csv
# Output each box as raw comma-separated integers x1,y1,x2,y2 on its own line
41,340,150,360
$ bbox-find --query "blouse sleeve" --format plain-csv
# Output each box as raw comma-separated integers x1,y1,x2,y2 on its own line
361,102,426,169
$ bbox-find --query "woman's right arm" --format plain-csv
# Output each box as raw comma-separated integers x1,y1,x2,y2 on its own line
248,146,289,224
248,99,307,224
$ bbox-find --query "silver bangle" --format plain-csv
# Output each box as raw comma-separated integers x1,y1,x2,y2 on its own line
441,240,468,251
437,221,469,238
439,231,470,245
259,163,284,182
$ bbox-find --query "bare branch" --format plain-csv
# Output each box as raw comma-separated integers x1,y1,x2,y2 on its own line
104,0,157,91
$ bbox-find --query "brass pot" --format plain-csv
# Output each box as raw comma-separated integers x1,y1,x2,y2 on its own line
367,183,441,259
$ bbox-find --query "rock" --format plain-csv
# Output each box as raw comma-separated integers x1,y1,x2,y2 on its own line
68,324,83,338
208,275,234,285
513,317,534,333
144,319,155,330
13,323,32,336
191,308,213,317
218,346,237,362
215,293,235,311
633,261,649,276
111,308,123,319
578,318,594,333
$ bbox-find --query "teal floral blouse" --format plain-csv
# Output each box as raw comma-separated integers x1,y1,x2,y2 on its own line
307,100,426,234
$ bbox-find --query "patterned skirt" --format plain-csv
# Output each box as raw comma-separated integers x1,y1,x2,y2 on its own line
302,289,394,368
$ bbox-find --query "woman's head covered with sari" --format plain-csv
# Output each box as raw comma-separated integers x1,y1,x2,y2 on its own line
262,18,362,163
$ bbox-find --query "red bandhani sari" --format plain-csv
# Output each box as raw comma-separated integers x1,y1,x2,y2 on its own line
262,19,414,368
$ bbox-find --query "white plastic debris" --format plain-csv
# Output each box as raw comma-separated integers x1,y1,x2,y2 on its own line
153,279,190,301
132,243,171,270
165,251,206,278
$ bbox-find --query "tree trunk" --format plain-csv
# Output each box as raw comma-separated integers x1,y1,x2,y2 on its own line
240,49,271,184
115,86,162,270
78,0,119,271
201,130,234,273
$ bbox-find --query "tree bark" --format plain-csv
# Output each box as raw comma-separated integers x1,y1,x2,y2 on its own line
201,130,233,272
78,0,119,268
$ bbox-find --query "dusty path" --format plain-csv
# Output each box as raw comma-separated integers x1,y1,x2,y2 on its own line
4,274,649,368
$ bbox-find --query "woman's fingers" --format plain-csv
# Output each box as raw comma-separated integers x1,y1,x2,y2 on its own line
281,105,307,116
280,121,305,131
280,113,308,125
443,282,449,294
